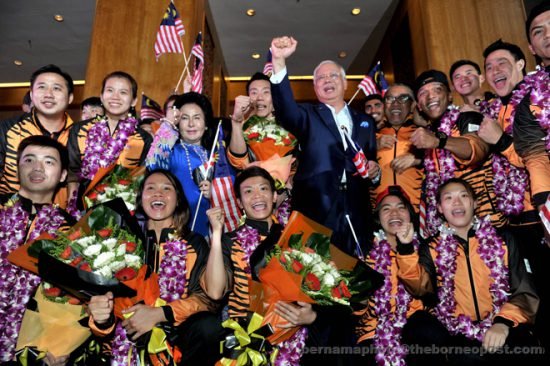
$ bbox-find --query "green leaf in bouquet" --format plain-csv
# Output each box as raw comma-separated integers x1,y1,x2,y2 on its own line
288,233,304,249
88,205,123,231
346,261,384,306
27,238,60,258
305,232,330,257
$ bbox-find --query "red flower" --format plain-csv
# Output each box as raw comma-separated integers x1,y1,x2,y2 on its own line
68,296,81,305
331,287,342,299
339,281,351,298
97,228,112,238
279,254,287,264
118,179,131,185
303,247,315,254
60,247,72,260
95,184,108,193
43,287,62,297
305,273,321,291
282,137,292,145
80,263,92,272
68,229,82,241
125,241,137,253
114,267,137,281
291,259,303,273
70,256,84,267
247,132,260,139
87,191,98,200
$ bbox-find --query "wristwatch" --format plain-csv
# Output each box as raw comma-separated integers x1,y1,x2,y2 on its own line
435,131,448,149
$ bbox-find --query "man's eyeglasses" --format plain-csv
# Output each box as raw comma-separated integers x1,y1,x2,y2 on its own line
384,94,413,104
314,72,341,83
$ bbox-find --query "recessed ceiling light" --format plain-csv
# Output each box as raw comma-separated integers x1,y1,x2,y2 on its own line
54,14,64,22
14,60,23,66
251,53,261,59
246,9,256,16
351,8,361,16
338,51,347,58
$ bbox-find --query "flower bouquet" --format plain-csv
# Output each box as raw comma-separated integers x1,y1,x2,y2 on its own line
83,165,145,212
249,212,383,345
13,198,144,300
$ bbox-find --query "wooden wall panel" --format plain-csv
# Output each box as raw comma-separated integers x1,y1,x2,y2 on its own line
83,0,206,111
407,0,534,77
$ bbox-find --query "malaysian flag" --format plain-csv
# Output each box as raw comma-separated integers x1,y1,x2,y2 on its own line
358,75,378,96
343,132,369,179
358,61,390,97
140,94,164,120
369,61,389,96
191,32,204,93
154,2,185,60
263,50,273,76
211,125,242,232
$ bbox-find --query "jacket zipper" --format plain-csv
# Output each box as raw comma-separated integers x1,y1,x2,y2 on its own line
463,238,482,321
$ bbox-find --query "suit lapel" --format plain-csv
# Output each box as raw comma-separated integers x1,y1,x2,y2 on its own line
316,104,344,145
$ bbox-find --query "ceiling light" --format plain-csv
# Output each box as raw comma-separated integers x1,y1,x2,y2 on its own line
251,53,261,59
246,9,256,16
14,60,23,66
54,14,64,22
351,8,361,15
338,51,347,58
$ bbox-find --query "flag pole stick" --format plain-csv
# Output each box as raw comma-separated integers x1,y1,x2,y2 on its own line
174,44,193,93
345,214,364,260
347,88,361,105
190,120,223,231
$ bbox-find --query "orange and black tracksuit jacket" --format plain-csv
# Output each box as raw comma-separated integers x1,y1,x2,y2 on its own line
0,111,74,197
373,120,423,210
396,228,539,328
512,67,550,209
224,218,284,319
355,246,426,343
67,118,152,184
427,112,507,228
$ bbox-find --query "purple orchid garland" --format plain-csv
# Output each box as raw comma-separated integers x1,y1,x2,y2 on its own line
111,237,188,364
479,96,527,216
275,198,292,228
0,201,64,361
80,116,138,180
236,223,307,365
370,231,419,366
434,216,510,342
422,106,460,236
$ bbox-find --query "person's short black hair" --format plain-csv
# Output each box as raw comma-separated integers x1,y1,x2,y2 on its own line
30,64,74,95
17,135,69,172
163,94,181,114
449,60,481,81
483,39,526,76
234,166,276,199
136,169,190,236
101,71,138,99
23,91,31,106
413,70,450,97
526,2,550,43
246,72,271,94
81,96,102,110
436,177,477,204
364,94,384,104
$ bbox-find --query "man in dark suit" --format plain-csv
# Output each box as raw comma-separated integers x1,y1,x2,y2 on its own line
269,36,380,257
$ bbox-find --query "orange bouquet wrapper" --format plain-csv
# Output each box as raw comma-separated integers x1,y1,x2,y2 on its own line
248,140,294,162
113,265,160,319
